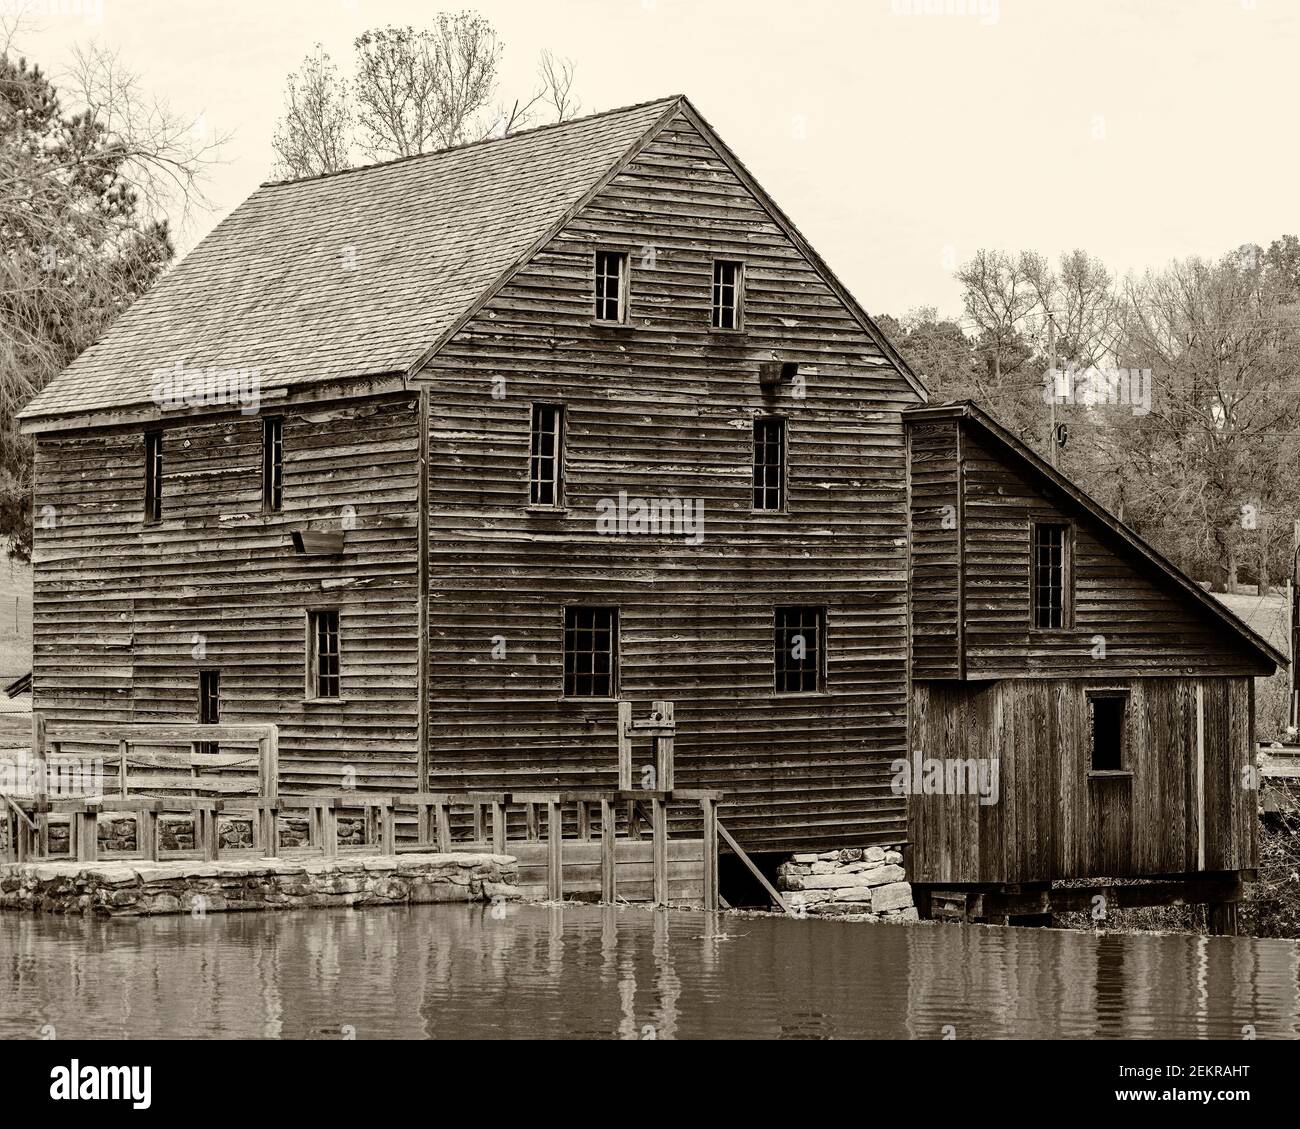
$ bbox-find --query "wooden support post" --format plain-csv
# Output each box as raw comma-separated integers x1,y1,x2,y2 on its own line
577,800,591,841
600,797,616,904
718,821,794,917
1209,900,1240,936
142,809,159,862
417,803,433,847
320,801,338,859
75,807,98,863
700,796,718,911
258,728,279,858
546,799,563,901
526,802,539,842
652,699,674,792
473,803,485,845
626,799,642,841
491,801,506,855
434,801,450,852
651,796,668,908
380,800,396,856
118,739,129,799
200,808,220,862
33,713,48,858
259,802,279,859
617,701,633,791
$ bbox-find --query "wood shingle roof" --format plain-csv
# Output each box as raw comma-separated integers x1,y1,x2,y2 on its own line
20,96,682,425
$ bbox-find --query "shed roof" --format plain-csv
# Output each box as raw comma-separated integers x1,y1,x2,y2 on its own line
906,400,1289,671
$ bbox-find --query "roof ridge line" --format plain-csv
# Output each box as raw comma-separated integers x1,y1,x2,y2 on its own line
259,94,686,189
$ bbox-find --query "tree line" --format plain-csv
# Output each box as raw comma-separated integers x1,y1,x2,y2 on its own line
880,238,1300,594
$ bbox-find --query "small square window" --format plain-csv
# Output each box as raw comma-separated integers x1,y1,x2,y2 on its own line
307,609,341,700
774,606,825,693
1089,693,1126,771
594,251,627,323
564,607,618,698
143,431,163,523
711,260,744,329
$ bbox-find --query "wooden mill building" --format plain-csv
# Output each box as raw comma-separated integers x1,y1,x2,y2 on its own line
18,96,1284,914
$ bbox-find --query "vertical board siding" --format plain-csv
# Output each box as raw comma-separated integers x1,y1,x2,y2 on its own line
32,388,421,794
958,424,1267,678
421,111,923,851
910,676,1256,884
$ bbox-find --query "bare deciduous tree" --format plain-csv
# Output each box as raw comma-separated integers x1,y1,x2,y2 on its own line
271,44,352,179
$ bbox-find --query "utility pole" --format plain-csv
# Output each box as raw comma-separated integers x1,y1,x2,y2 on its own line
1291,520,1300,733
1047,312,1059,468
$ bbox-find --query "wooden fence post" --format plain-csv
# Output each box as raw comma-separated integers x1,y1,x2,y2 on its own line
652,700,674,792
258,728,279,859
700,796,718,911
600,797,616,903
617,701,633,791
434,800,450,853
651,796,668,908
546,799,563,901
491,800,507,855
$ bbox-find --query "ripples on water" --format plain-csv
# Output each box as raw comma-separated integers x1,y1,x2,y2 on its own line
2,905,1298,1039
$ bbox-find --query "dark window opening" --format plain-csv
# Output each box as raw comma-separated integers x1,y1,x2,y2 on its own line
144,431,163,523
711,260,743,329
529,404,564,506
594,251,627,322
308,609,340,700
198,670,220,757
1089,694,1126,771
1032,522,1070,629
564,607,618,698
262,417,283,512
775,606,824,693
753,417,786,510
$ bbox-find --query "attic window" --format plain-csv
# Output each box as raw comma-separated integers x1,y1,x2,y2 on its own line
594,251,627,323
1032,521,1071,629
753,417,786,511
143,430,162,523
262,417,283,512
711,260,744,329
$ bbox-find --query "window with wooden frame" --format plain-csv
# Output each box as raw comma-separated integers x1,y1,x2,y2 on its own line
711,259,744,329
1031,521,1071,629
753,417,786,511
1088,691,1128,772
774,606,825,694
198,670,220,756
563,607,618,698
262,416,284,512
529,404,565,506
593,250,628,323
143,430,163,523
307,609,341,700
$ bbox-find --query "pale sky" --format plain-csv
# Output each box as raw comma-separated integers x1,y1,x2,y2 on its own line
12,0,1300,318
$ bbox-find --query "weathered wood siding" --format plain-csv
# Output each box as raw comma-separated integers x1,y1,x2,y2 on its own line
31,384,421,796
909,676,1257,884
907,417,962,680
905,415,1270,680
419,109,923,852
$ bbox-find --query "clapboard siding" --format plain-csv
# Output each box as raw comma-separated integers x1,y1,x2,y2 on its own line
420,110,923,852
910,676,1257,884
31,386,421,793
960,431,1266,677
907,418,962,679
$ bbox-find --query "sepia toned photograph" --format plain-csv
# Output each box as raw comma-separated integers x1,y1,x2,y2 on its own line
0,0,1296,1104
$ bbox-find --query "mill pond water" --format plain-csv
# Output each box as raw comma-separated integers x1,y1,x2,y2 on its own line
1,904,1298,1040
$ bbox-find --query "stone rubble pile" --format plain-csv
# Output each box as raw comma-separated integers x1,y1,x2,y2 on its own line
778,845,918,923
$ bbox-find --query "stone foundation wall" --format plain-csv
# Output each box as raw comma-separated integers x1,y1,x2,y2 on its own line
0,853,520,916
778,846,918,923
